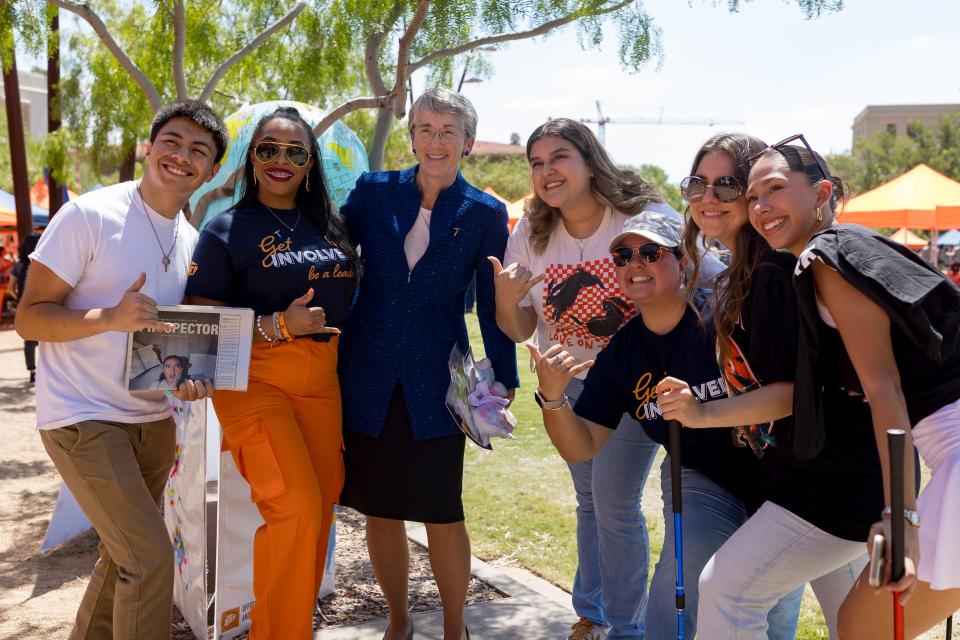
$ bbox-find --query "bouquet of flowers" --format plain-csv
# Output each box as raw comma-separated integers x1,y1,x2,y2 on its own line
446,345,516,450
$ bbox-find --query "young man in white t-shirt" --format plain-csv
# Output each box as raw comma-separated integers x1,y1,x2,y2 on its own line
16,101,227,640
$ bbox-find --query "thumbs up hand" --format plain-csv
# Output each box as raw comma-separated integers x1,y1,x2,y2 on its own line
105,272,173,332
488,256,545,308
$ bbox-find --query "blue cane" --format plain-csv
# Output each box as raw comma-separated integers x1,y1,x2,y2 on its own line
669,419,685,639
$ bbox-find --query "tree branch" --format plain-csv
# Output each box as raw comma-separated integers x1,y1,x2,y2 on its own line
365,1,404,97
409,0,631,74
172,0,187,100
50,0,164,112
313,95,395,136
390,0,430,118
197,2,307,104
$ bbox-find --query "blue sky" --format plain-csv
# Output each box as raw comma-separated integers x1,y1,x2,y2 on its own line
443,0,960,182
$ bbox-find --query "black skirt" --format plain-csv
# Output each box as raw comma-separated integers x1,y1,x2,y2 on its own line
340,382,466,524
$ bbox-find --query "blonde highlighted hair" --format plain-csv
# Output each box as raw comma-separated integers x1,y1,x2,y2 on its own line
524,118,663,254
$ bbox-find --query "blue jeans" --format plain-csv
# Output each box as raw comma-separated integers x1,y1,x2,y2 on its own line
567,378,659,639
648,458,804,639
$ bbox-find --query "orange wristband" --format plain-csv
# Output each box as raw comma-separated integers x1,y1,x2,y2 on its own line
277,311,293,341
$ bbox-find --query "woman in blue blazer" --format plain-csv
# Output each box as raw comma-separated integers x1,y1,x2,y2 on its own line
338,87,520,640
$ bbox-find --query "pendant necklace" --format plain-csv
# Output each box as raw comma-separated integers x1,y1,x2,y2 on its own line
263,202,301,237
137,182,179,272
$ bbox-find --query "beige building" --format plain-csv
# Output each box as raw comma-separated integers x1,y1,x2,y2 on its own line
852,104,960,144
0,69,48,142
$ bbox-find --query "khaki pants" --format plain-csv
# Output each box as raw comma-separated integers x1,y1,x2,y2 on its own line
40,418,177,640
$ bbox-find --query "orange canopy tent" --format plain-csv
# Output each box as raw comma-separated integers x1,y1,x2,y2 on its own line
838,164,960,229
935,201,960,229
30,178,79,209
506,192,533,232
888,227,928,250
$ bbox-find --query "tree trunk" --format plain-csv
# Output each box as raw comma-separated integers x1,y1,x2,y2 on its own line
368,107,394,171
118,137,136,182
47,7,65,216
3,39,34,239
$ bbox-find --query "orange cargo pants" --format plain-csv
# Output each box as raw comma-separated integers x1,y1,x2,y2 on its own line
212,337,344,640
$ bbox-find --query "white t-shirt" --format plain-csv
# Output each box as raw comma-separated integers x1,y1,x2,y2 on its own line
504,203,722,377
30,181,199,430
404,206,432,271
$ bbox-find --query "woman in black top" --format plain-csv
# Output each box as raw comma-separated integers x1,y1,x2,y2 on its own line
187,106,359,640
745,138,960,639
658,133,879,639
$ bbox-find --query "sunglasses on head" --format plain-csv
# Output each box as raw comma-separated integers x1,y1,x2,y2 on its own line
680,175,743,203
747,133,831,180
253,141,311,167
611,243,678,267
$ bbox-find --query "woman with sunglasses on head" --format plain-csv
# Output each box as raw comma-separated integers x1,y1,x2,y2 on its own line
742,137,959,639
336,87,518,640
186,106,358,639
493,118,728,640
524,210,806,639
658,133,884,639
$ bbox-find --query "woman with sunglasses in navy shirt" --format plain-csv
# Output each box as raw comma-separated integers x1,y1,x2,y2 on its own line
187,106,359,639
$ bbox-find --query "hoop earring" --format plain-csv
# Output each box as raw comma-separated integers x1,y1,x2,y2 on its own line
306,173,311,192
816,206,823,222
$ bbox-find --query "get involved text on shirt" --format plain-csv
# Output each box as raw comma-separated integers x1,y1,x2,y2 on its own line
186,203,357,329
574,305,740,493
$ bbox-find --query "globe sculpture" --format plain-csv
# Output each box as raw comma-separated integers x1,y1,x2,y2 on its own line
189,100,369,229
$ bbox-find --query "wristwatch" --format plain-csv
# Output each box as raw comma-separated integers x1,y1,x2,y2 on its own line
534,388,569,411
882,506,921,528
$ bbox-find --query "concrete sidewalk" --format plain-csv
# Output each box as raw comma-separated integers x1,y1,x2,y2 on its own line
315,522,578,639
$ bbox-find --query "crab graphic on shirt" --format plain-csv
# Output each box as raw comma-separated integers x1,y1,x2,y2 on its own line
542,258,638,350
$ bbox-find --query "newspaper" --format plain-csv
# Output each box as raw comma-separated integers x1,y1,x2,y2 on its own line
125,305,254,394
445,345,516,450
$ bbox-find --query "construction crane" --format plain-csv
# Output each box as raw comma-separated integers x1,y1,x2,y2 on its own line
581,101,744,146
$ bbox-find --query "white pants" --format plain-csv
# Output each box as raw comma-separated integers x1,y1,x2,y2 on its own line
696,501,867,639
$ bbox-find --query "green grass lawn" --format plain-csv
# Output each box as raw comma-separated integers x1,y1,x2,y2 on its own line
460,313,830,636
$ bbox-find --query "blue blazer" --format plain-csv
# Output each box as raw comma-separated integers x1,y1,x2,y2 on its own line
338,166,520,441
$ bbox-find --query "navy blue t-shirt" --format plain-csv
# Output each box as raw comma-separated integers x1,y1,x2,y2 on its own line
574,304,740,495
186,203,357,332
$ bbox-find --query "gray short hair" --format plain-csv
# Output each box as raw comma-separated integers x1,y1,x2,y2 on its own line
408,87,478,139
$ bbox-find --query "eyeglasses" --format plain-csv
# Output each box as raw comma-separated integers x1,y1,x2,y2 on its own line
412,126,463,143
680,175,743,203
253,141,312,167
747,133,830,181
611,243,679,267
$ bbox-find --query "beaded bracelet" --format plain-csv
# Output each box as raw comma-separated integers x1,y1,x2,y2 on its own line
277,311,293,341
256,315,278,343
272,312,282,341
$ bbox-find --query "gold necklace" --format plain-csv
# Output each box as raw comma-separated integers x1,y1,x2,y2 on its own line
136,182,179,272
263,202,301,233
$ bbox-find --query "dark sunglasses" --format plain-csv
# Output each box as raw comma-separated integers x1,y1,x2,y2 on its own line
747,133,830,180
253,141,312,167
611,243,679,267
680,175,743,203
